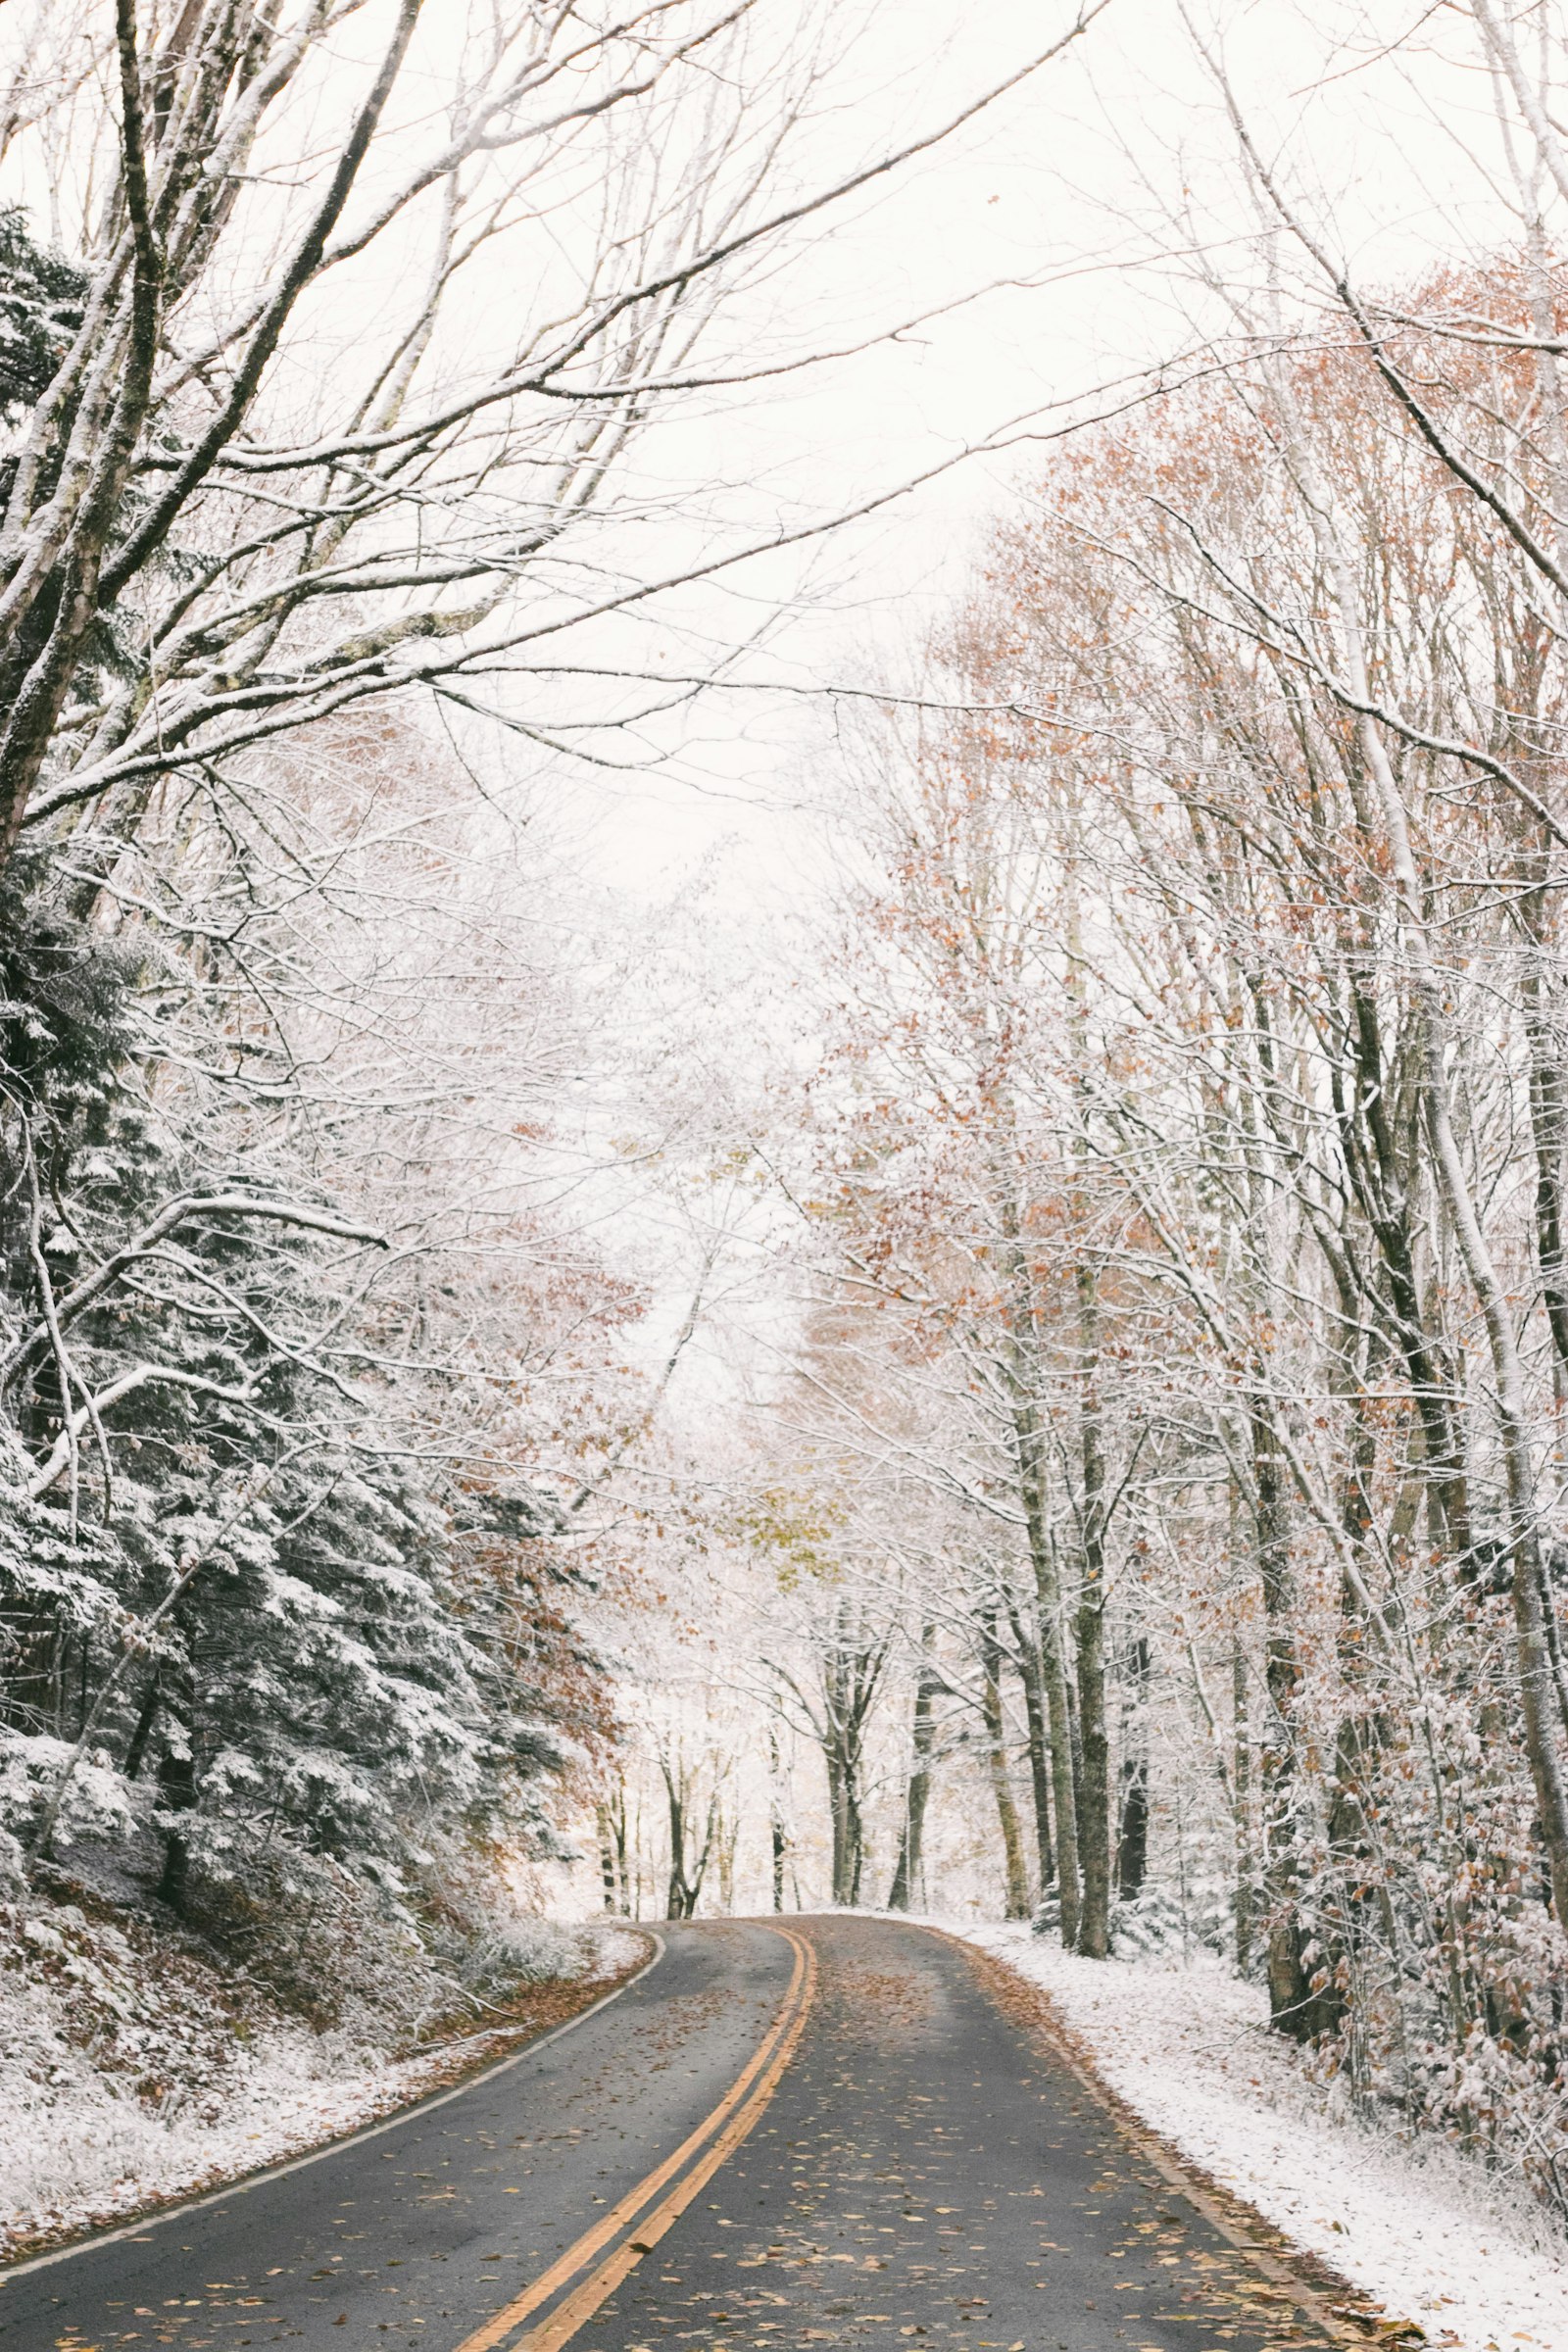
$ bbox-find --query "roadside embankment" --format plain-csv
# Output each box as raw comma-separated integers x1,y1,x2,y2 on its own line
945,1917,1568,2352
0,1879,648,2267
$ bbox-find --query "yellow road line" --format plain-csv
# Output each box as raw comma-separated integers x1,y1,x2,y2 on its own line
452,1928,815,2352
514,1932,817,2352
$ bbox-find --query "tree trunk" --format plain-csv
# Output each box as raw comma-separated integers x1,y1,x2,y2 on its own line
1073,1255,1111,1958
889,1629,939,1911
827,1745,863,1907
612,1790,631,1915
827,1713,851,1903
991,1144,1081,1942
122,1670,161,1782
1516,848,1568,1396
980,1608,1031,1918
1514,867,1568,1741
1232,1639,1254,1976
1034,1529,1081,1947
768,1730,789,1914
716,1811,737,1915
662,1760,716,1920
664,1771,689,1921
155,1739,197,1918
686,1794,718,1917
1115,1636,1151,1903
1340,975,1474,1573
820,1609,877,1907
996,1277,1081,1937
1062,854,1110,1957
1009,1599,1054,1898
1115,1752,1149,1904
596,1803,618,1913
1251,1396,1316,2036
1074,1588,1111,1955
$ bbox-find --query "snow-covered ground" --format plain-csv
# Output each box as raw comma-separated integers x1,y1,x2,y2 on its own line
0,1902,645,2262
944,1918,1566,2352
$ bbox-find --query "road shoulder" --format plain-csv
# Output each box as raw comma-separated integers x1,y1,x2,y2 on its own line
941,1916,1564,2352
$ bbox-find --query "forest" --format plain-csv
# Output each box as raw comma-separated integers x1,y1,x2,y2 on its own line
8,0,1568,2280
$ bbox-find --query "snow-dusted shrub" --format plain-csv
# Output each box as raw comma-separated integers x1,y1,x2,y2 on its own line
0,1732,135,1855
452,1917,615,2007
1110,1886,1191,1958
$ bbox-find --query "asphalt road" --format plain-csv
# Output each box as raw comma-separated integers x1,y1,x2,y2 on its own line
0,1917,1343,2352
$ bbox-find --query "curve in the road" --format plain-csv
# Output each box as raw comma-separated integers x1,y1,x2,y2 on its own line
1,1917,1358,2352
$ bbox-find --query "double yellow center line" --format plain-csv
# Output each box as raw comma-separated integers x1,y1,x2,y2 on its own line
453,1927,817,2352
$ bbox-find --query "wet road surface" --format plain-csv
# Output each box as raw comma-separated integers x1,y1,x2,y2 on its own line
0,1917,1345,2352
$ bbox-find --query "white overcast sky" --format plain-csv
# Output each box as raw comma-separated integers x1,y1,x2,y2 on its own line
521,0,1513,906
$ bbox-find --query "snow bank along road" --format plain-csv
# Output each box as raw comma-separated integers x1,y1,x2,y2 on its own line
0,1917,1356,2352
